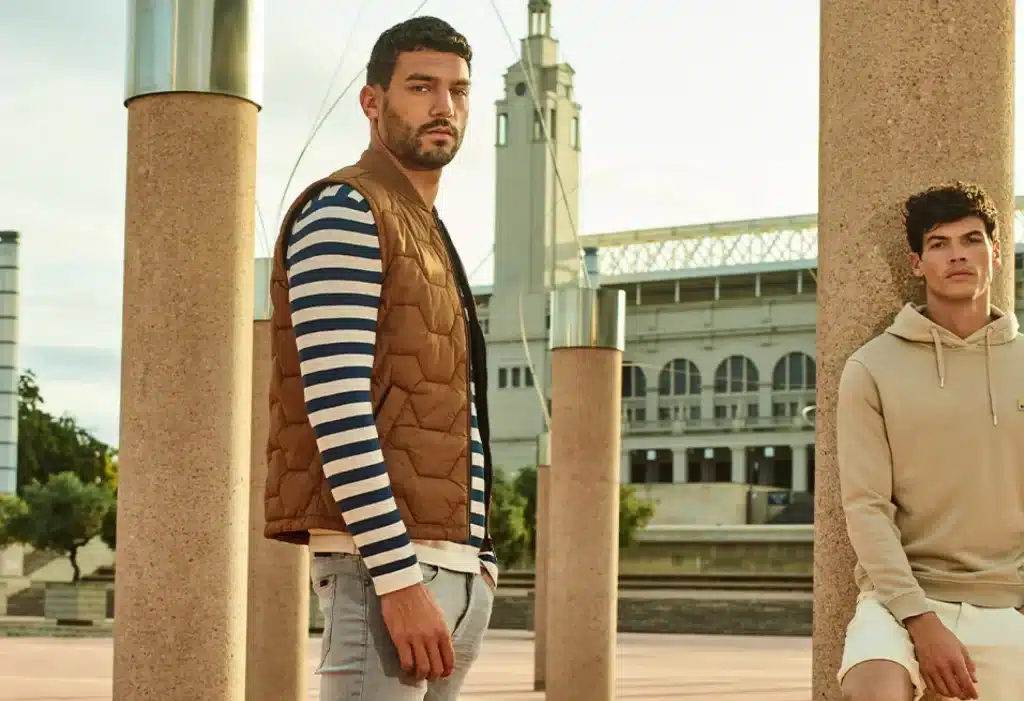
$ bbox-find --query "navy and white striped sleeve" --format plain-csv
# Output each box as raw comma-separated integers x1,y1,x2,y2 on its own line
284,182,422,596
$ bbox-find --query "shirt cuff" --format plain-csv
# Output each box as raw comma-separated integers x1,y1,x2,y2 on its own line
370,560,424,596
885,590,931,622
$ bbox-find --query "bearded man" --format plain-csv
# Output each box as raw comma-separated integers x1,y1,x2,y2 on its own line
264,16,497,701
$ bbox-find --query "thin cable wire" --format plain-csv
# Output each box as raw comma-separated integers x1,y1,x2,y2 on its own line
489,0,596,432
272,0,431,231
255,1,368,259
489,0,590,288
256,200,271,258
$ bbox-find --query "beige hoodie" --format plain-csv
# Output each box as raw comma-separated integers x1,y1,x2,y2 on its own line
838,303,1024,621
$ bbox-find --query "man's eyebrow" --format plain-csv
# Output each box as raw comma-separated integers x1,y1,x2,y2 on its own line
405,73,471,88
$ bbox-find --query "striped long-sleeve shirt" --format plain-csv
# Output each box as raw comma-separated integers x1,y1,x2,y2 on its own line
285,182,497,595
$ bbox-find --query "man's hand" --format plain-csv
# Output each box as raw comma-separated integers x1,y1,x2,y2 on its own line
905,612,978,700
481,567,496,593
380,583,454,682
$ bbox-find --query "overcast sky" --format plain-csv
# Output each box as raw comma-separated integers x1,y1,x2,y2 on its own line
2,0,1022,446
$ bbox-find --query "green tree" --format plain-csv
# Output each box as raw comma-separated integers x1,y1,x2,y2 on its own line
17,371,117,494
0,492,28,548
487,469,531,569
511,465,657,553
100,499,117,551
512,466,538,553
12,471,115,582
617,483,656,548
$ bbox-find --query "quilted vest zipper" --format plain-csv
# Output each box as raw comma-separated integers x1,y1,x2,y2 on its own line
435,215,474,541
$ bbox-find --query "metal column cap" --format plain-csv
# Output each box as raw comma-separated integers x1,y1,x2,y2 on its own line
548,287,626,351
125,0,265,108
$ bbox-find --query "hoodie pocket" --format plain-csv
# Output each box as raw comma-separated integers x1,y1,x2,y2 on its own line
373,385,408,442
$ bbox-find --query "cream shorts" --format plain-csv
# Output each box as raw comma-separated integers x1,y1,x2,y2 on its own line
838,592,1024,700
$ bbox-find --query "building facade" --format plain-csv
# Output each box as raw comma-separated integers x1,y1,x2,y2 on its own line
473,2,1024,525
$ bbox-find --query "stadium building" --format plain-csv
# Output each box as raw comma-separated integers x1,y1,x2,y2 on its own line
473,0,1024,527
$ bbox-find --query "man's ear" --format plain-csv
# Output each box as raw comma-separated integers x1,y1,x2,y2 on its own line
359,85,381,121
909,252,924,277
992,240,1002,269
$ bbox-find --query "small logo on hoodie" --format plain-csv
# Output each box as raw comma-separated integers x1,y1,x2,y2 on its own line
1018,399,1024,412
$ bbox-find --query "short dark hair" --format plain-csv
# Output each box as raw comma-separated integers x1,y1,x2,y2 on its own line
903,181,998,254
366,16,472,89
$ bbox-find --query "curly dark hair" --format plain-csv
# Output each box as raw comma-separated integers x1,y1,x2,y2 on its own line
366,16,472,90
903,181,998,255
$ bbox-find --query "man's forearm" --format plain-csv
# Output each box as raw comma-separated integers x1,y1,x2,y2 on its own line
838,359,928,621
286,183,421,596
843,502,928,620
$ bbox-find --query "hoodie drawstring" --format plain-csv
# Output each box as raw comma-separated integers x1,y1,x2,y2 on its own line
929,328,946,388
930,327,998,426
985,328,997,426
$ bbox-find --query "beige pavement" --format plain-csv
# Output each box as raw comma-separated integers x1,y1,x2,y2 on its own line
0,630,810,700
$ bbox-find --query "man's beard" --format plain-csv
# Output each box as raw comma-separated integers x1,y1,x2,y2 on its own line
381,99,462,171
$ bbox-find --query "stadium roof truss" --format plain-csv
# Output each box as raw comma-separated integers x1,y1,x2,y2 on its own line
586,195,1024,283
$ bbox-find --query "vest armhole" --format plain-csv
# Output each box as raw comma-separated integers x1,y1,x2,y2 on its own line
366,198,391,278
276,180,334,270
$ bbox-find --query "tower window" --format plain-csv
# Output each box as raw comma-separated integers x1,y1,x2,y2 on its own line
496,113,508,147
570,116,580,149
549,108,557,139
533,110,544,141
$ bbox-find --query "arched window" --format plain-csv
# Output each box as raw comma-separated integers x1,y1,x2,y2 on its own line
772,352,816,390
621,364,647,398
658,359,702,396
714,355,759,393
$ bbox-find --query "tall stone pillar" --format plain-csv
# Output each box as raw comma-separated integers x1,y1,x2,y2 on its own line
245,258,309,701
545,287,626,701
532,432,551,692
113,3,263,700
816,3,1013,699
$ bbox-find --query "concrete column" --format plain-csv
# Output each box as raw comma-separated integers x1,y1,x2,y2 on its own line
533,432,551,692
791,444,809,493
113,3,263,701
546,287,626,701
245,259,308,701
730,446,747,484
671,448,688,483
757,384,771,421
644,386,659,424
700,387,714,424
816,3,1013,699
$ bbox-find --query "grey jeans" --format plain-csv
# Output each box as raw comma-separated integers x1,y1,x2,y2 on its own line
310,553,494,701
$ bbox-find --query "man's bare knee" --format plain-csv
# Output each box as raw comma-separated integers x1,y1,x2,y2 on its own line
841,659,914,701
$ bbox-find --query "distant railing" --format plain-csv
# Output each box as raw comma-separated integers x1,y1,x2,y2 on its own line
622,414,812,434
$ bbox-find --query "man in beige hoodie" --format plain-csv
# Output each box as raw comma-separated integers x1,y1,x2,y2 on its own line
836,182,1024,701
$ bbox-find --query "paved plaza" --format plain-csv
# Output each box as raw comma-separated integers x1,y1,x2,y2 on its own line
0,630,810,700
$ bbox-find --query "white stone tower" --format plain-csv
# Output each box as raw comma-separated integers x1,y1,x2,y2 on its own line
485,1,584,471
0,231,18,497
0,230,20,580
492,0,582,296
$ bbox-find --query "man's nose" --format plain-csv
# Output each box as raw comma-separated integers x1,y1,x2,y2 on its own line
431,92,454,117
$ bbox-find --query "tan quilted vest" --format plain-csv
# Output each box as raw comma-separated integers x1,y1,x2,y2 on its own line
264,147,472,545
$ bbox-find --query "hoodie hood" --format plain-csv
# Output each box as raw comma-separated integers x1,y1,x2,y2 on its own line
885,303,1018,425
